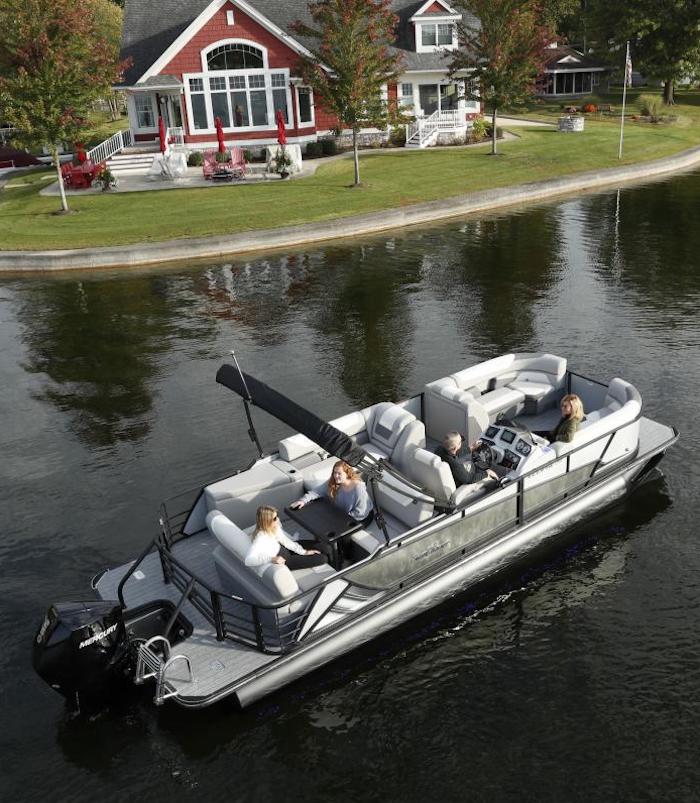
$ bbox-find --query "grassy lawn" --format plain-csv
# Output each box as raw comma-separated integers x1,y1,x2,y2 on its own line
2,92,699,251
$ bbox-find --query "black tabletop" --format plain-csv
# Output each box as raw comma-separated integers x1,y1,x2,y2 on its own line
284,498,361,543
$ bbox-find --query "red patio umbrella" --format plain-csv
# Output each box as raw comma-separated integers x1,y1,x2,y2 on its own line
158,116,167,154
275,109,287,146
215,116,226,153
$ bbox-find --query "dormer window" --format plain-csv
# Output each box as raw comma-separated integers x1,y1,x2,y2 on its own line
421,23,454,47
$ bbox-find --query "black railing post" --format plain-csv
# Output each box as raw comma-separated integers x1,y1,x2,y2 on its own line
158,544,173,585
517,477,524,525
211,592,226,641
252,606,264,651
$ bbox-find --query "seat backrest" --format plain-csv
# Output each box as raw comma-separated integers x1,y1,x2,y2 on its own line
365,402,425,460
374,474,433,531
230,146,246,168
403,447,456,502
206,510,300,601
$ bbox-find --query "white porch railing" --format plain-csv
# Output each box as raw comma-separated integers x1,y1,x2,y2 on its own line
405,110,467,148
87,128,133,164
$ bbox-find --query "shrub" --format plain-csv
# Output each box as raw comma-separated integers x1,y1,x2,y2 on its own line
321,138,337,156
187,151,203,167
215,151,231,163
485,125,504,139
639,94,660,120
305,141,323,158
582,103,597,114
471,116,487,140
389,126,406,147
243,149,253,163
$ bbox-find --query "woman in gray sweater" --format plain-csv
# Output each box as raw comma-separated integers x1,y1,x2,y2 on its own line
291,460,373,523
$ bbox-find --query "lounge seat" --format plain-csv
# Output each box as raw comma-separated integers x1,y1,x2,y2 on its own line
207,510,334,606
424,353,567,442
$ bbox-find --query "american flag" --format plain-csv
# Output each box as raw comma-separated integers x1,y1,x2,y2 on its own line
625,49,633,87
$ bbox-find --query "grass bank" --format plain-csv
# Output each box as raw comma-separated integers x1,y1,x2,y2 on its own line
2,92,699,251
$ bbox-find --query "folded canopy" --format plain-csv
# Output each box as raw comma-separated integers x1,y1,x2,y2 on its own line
216,364,368,467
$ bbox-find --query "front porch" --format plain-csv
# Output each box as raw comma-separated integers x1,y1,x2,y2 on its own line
405,109,474,148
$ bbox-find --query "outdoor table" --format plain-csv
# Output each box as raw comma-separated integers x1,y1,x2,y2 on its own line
284,498,363,569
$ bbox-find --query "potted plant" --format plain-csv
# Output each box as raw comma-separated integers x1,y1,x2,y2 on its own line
94,166,117,191
275,147,293,179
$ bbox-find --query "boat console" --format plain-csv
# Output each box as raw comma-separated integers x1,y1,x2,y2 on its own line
476,420,553,479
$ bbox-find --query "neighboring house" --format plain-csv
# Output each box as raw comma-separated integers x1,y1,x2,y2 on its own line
119,0,482,151
537,43,608,97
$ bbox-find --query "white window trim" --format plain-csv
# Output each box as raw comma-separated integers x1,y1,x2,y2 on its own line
415,22,457,53
295,86,315,128
200,38,269,72
127,93,158,132
184,68,292,133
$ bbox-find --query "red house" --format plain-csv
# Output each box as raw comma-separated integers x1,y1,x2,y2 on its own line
119,0,482,151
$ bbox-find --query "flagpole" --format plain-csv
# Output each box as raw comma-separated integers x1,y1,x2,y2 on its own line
618,41,630,159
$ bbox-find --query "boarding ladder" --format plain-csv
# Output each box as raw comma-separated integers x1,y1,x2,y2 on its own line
134,635,194,705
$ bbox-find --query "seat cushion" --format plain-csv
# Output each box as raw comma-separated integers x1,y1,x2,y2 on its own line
480,386,525,418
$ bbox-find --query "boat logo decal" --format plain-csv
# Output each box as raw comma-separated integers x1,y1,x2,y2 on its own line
79,623,118,649
414,540,450,561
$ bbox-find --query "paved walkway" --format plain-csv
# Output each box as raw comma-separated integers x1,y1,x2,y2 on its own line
3,142,700,272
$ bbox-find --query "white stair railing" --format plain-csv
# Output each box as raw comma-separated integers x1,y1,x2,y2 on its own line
405,110,468,148
86,129,133,164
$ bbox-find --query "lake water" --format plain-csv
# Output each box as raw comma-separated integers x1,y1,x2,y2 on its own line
2,170,699,801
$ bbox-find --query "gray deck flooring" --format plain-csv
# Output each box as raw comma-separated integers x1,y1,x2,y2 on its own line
96,536,278,703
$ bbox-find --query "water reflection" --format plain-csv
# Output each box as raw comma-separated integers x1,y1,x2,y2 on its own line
425,210,564,351
583,177,700,309
17,276,214,447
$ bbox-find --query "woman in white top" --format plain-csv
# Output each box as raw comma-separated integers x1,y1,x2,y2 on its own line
244,505,328,570
290,460,373,523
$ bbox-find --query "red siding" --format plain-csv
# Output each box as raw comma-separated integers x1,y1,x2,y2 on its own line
423,1,448,12
161,5,304,76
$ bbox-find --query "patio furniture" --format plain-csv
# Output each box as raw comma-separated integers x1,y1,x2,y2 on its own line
230,146,247,177
203,149,221,179
60,160,104,189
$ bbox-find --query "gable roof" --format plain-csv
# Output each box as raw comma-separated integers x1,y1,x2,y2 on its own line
120,0,480,85
543,45,608,72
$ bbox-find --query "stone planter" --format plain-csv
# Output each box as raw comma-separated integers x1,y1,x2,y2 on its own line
558,115,585,132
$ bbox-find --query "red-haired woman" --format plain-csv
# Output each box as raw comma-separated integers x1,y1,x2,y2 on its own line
291,460,373,523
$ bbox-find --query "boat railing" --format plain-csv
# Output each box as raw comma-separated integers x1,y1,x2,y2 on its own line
159,542,339,653
144,377,675,655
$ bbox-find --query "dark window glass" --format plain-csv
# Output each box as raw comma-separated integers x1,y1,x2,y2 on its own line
207,44,264,71
191,94,208,129
298,89,312,123
272,88,288,123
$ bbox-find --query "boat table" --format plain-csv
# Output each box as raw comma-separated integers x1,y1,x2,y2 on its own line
284,498,363,568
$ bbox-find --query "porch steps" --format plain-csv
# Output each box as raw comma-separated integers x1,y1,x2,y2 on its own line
107,152,158,176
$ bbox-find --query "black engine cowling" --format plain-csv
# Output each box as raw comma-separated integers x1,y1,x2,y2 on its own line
32,600,131,701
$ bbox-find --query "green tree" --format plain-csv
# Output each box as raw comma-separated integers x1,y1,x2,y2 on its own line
0,0,127,213
291,0,404,186
449,0,554,155
586,0,700,104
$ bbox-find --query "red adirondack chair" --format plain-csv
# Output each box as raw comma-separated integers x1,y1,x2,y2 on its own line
230,146,247,177
202,150,219,179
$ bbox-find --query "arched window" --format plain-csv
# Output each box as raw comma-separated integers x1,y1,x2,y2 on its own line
206,43,264,71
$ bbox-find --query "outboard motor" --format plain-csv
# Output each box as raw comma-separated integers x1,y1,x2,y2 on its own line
33,600,132,704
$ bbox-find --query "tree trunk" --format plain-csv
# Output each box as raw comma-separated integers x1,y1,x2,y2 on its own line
663,80,675,105
108,94,119,121
352,128,360,185
491,107,498,155
52,146,69,213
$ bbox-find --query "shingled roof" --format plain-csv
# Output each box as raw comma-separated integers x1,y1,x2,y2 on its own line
120,0,480,86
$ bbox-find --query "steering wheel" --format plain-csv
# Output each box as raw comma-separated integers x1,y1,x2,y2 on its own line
472,442,495,471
